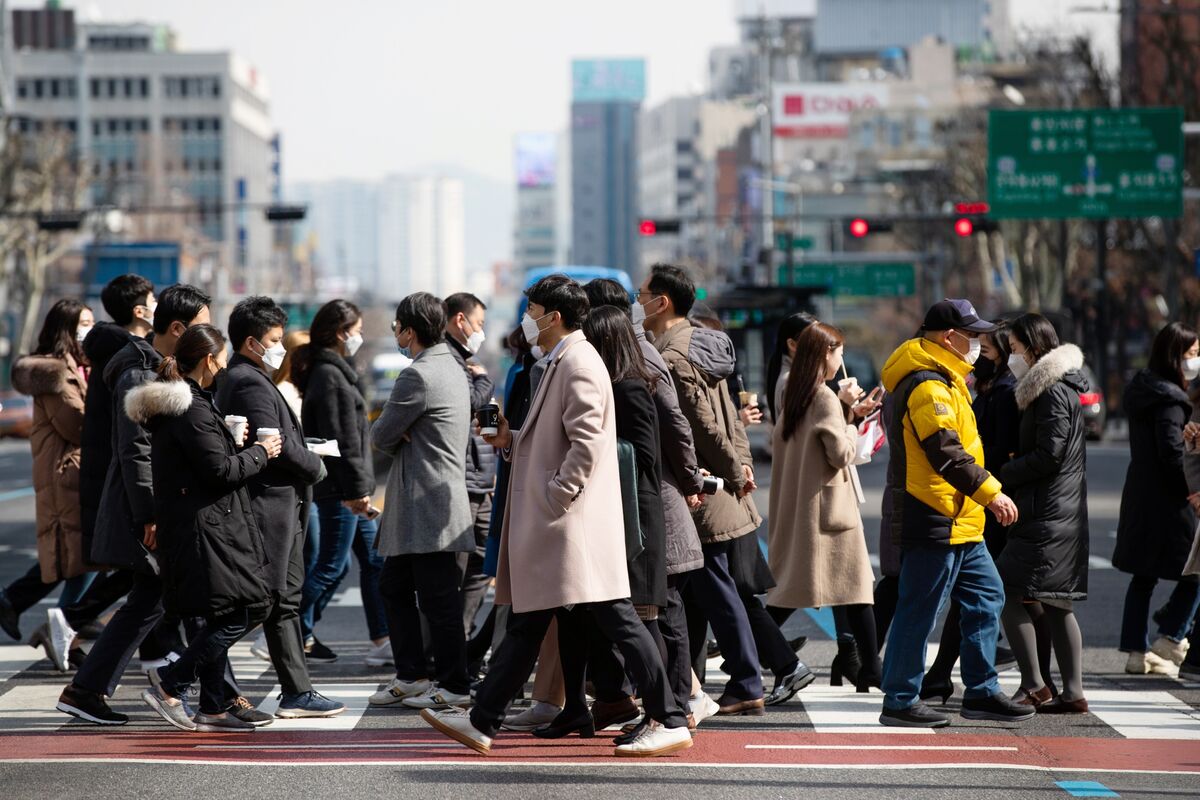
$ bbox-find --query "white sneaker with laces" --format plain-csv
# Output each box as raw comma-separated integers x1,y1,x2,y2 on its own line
402,685,472,709
688,692,720,726
421,707,492,755
365,640,394,667
45,608,76,672
369,677,431,706
613,720,693,757
1126,651,1179,676
249,631,271,662
502,701,562,731
1151,636,1189,667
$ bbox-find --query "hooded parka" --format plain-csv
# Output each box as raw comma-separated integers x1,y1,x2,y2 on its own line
996,344,1090,601
125,378,272,617
11,353,87,582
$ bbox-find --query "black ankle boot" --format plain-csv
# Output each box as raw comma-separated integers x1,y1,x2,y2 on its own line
829,636,862,687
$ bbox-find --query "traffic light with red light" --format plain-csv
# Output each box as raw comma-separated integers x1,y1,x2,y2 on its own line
639,218,681,236
844,218,893,238
849,218,870,238
954,217,975,237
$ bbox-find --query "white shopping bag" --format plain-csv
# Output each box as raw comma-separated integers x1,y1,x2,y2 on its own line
854,410,886,466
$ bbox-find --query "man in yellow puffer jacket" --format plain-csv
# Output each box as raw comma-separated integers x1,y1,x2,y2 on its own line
877,300,1032,729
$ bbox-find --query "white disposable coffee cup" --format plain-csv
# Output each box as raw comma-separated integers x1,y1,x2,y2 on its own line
256,427,280,442
224,415,248,440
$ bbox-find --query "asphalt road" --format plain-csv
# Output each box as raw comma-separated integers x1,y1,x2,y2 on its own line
0,435,1197,800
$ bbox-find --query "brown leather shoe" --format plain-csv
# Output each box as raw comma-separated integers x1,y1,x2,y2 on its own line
1012,686,1053,707
1037,696,1088,714
591,696,640,730
715,695,766,716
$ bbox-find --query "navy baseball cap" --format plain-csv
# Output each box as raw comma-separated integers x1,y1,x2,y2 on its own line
921,299,997,334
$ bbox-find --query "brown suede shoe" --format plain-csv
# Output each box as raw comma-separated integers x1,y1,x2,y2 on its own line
715,695,766,716
591,696,640,730
1037,696,1089,714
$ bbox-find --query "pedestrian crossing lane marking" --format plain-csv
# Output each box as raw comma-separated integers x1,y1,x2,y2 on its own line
254,682,372,731
1083,689,1200,740
0,643,44,684
0,683,70,731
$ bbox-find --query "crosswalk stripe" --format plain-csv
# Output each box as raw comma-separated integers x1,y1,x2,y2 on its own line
0,683,70,731
254,682,375,731
799,683,936,734
0,644,44,683
1083,689,1200,740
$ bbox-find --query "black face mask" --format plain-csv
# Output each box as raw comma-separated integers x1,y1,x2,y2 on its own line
973,355,997,385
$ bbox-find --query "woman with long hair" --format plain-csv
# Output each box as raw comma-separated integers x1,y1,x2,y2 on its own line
273,330,310,417
996,313,1091,713
4,300,95,670
1114,322,1200,675
538,306,670,740
293,300,387,663
767,311,818,424
125,324,282,731
766,322,882,691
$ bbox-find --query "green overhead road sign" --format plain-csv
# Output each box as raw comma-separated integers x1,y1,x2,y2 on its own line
777,262,916,297
987,108,1184,219
775,233,814,252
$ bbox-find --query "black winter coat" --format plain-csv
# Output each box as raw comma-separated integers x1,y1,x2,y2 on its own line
974,369,1021,552
996,345,1090,601
79,323,136,551
302,349,375,502
215,355,325,592
445,334,497,495
126,378,271,617
484,353,535,577
1114,368,1197,580
614,378,667,608
91,336,161,573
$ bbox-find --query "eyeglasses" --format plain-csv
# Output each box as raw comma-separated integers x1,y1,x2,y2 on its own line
634,291,661,299
390,320,402,332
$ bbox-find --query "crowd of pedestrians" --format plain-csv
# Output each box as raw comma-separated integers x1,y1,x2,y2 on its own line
1,266,1197,753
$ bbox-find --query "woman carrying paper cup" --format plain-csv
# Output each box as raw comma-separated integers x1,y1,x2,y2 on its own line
765,322,883,692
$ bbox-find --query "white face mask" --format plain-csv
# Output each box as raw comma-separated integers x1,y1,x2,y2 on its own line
1008,352,1031,381
464,323,486,355
521,311,550,348
1184,357,1200,381
76,325,93,343
950,330,981,365
257,339,286,371
344,332,363,357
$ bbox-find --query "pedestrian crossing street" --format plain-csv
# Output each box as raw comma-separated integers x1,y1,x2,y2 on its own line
2,640,1199,742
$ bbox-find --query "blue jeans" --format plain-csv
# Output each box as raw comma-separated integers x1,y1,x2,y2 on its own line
1119,575,1200,651
300,498,388,642
882,541,1004,711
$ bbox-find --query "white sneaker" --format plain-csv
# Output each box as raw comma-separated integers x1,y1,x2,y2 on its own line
402,684,472,709
365,640,394,667
45,608,75,672
502,701,562,731
1151,636,1189,667
249,631,271,662
421,707,492,755
613,720,693,757
1125,651,1179,676
688,692,720,726
139,651,180,674
368,677,431,706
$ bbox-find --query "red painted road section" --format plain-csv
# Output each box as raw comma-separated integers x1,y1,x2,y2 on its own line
0,729,1196,773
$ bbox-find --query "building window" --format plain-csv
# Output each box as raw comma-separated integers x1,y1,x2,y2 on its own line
140,77,150,97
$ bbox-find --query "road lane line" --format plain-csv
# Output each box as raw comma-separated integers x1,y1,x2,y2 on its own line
1083,689,1200,739
746,745,1019,751
194,743,463,749
254,682,372,730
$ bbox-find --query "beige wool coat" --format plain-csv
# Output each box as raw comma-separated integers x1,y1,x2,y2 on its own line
494,330,630,613
766,384,874,609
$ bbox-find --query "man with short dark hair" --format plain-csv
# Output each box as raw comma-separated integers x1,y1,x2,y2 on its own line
370,292,475,710
442,292,496,640
640,264,766,716
878,299,1029,729
215,296,345,721
422,275,692,758
58,284,220,725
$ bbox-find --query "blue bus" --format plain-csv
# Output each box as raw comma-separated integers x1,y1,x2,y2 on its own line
515,266,635,320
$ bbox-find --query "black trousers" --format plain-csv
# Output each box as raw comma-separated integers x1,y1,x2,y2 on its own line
658,577,693,711
380,551,469,695
470,599,688,739
73,571,168,697
557,608,641,713
684,540,763,700
457,493,493,638
4,566,133,630
160,603,267,714
261,532,312,696
743,592,798,678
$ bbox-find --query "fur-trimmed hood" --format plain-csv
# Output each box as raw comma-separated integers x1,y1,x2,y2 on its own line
1014,343,1088,410
11,354,75,396
124,379,193,424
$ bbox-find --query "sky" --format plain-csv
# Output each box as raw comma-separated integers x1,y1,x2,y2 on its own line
10,0,1120,187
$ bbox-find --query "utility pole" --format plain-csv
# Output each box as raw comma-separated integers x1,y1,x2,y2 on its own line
756,12,774,275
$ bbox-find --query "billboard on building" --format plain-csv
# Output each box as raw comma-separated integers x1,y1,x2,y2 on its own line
572,59,646,103
772,83,890,138
515,133,557,188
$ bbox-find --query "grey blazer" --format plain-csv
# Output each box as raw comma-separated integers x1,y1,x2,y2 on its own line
371,342,473,556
